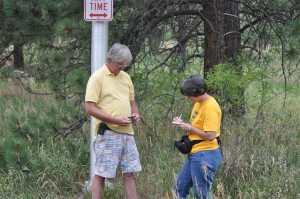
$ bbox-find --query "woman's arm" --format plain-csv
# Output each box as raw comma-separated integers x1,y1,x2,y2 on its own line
177,122,217,141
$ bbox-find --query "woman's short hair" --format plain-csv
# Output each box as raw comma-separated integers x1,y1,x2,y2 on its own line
180,75,207,97
107,43,132,66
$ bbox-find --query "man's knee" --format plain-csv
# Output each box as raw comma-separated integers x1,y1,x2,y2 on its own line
92,175,105,187
123,172,134,180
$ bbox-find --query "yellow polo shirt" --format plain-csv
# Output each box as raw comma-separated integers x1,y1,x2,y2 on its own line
85,65,135,137
188,96,222,153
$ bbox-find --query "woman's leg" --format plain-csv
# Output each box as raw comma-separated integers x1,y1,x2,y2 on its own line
190,149,223,199
174,158,193,199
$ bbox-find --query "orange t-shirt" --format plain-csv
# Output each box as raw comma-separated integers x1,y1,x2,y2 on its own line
188,96,222,154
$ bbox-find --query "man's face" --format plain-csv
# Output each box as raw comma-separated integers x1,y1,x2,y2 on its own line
108,60,126,75
114,61,126,70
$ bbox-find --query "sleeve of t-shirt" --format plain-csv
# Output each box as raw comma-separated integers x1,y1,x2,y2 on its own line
85,75,102,103
202,105,221,133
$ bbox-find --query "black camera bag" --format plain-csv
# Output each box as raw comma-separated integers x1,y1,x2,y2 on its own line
174,135,204,154
174,135,222,154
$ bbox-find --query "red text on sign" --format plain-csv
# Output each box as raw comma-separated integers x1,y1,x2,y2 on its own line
90,3,107,10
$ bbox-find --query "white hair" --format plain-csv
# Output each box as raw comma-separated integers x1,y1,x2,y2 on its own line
107,43,132,66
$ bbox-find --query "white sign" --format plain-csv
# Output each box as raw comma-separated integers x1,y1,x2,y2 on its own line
84,0,113,21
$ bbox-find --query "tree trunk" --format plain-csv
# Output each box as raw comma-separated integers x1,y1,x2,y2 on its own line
223,1,245,116
223,1,240,60
203,0,224,78
13,45,24,70
203,0,245,116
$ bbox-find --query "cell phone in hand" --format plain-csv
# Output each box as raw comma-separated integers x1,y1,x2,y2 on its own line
128,116,136,122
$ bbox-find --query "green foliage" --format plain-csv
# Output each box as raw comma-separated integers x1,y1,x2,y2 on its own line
129,56,198,126
0,66,14,79
206,54,280,113
0,0,51,48
283,19,300,62
0,80,90,198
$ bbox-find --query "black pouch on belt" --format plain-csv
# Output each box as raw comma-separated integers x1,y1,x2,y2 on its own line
98,123,107,135
174,135,204,154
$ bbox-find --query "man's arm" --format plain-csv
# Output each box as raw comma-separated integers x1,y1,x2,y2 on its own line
86,101,131,125
130,100,141,123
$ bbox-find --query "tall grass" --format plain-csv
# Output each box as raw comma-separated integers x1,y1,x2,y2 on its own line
0,75,299,199
0,79,90,198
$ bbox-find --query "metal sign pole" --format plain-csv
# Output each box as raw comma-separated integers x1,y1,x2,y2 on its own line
84,0,113,191
87,21,108,190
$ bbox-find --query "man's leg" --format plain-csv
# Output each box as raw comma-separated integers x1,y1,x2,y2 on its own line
120,134,142,199
123,172,137,199
91,175,105,199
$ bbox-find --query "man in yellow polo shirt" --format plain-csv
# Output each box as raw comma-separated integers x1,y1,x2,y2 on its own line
85,43,142,199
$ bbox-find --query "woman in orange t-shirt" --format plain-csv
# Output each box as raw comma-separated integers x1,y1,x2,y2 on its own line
172,75,223,199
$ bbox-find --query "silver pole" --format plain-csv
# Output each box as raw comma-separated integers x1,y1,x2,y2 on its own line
86,21,108,190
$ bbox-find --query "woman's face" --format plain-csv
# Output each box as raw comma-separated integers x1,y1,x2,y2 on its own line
187,95,197,102
187,94,205,103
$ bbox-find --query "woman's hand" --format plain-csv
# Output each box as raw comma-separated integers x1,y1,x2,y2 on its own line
172,116,183,125
177,122,192,131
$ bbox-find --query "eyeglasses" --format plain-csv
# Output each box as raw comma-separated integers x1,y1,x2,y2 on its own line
114,61,126,69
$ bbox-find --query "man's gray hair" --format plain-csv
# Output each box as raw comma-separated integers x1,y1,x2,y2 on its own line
107,43,132,66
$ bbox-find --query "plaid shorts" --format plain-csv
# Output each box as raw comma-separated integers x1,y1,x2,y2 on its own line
93,130,142,178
